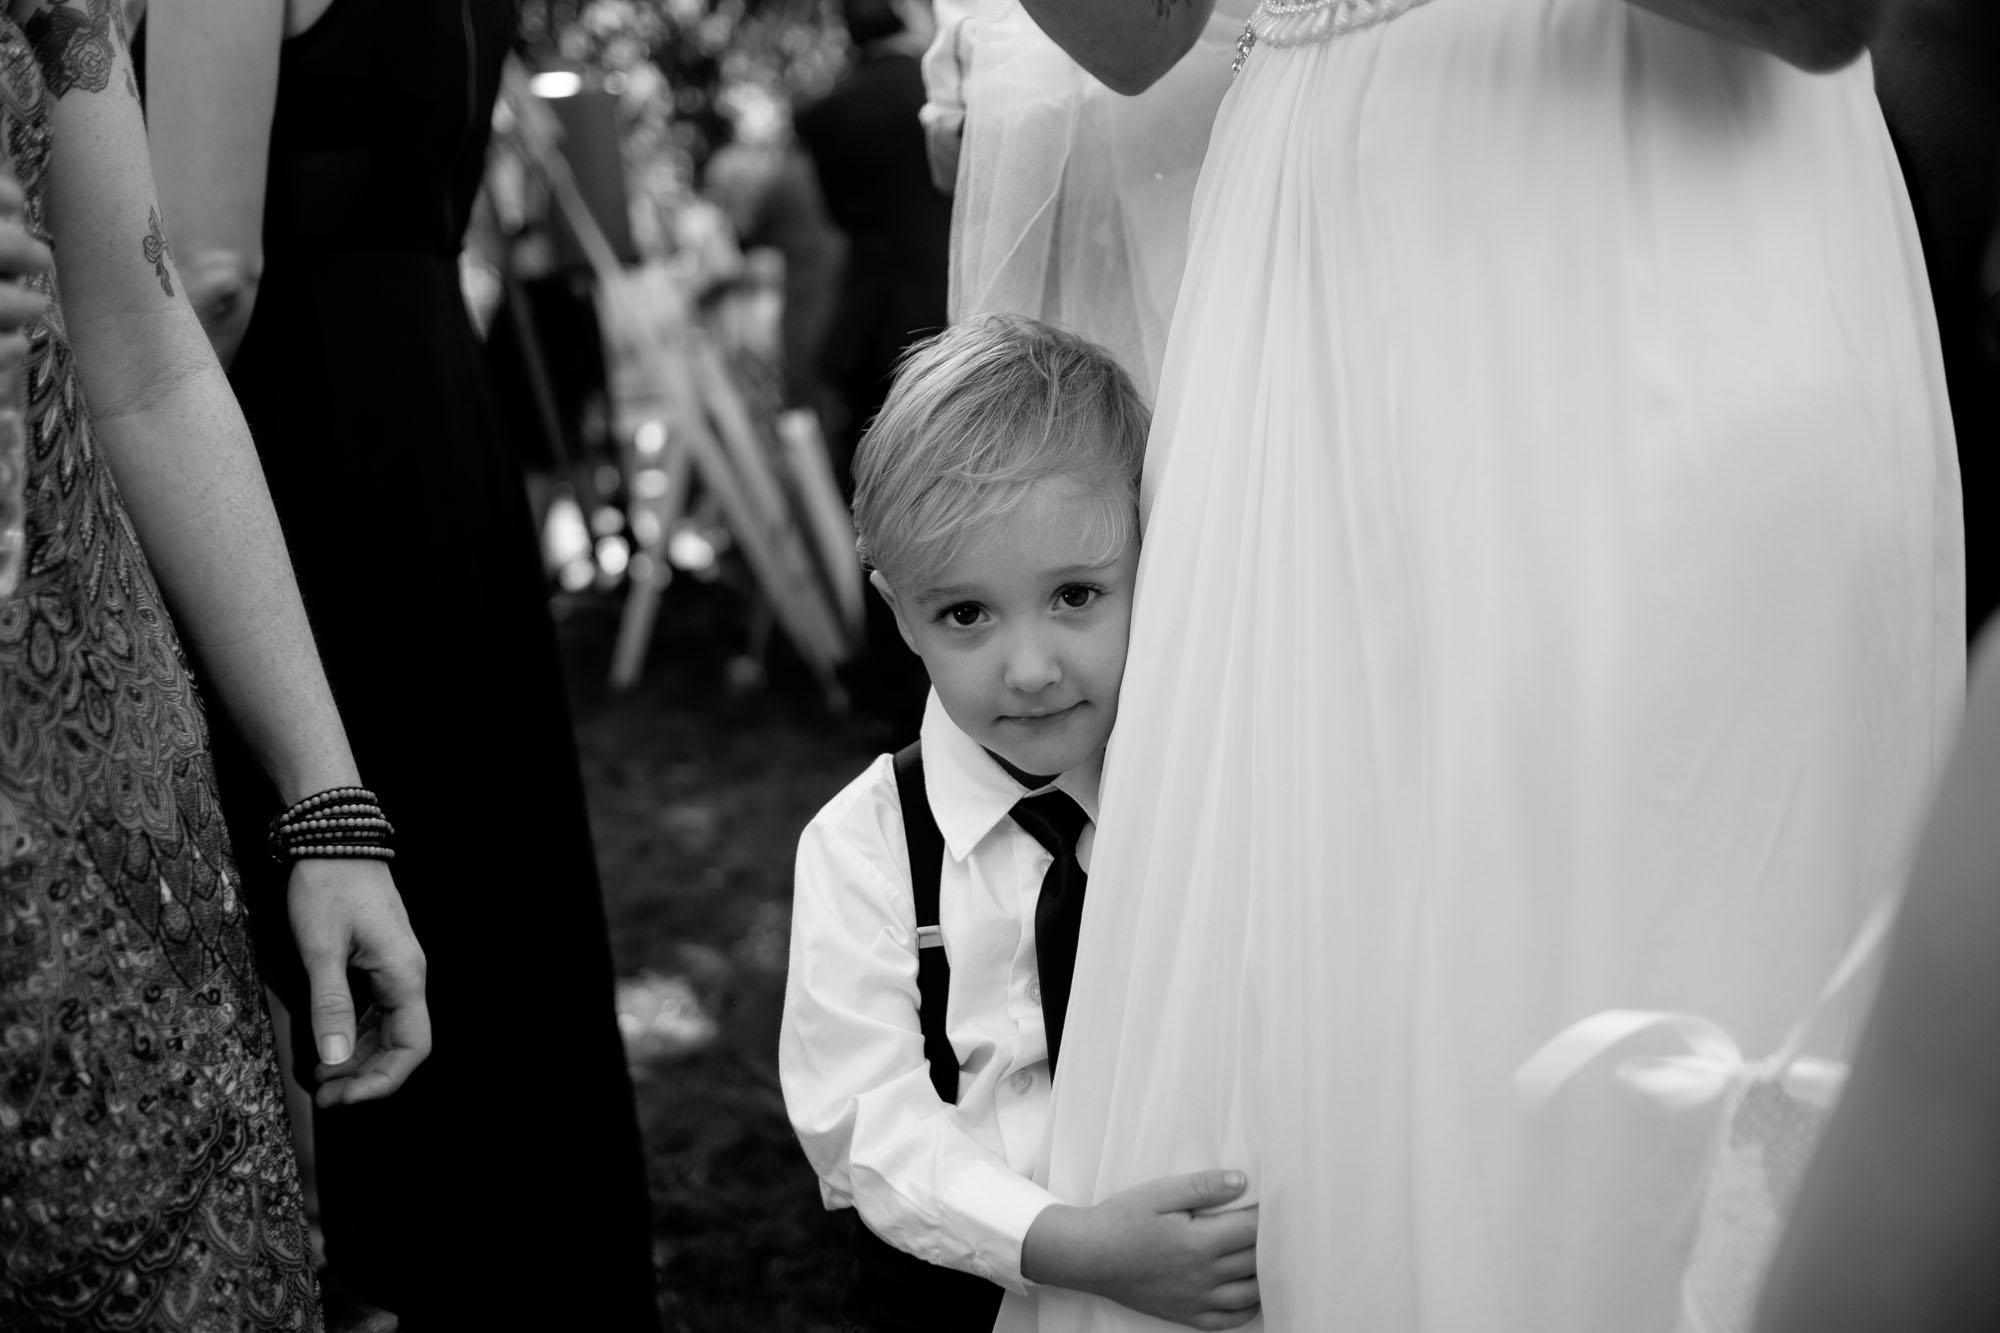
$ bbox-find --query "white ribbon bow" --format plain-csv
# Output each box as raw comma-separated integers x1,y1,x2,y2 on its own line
1516,1008,1848,1118
1516,894,1895,1116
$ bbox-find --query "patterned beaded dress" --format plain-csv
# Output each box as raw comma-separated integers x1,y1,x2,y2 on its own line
0,16,318,1333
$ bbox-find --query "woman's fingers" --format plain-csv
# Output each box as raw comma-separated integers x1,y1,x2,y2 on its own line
0,225,52,281
0,171,54,285
0,283,48,331
309,961,431,1106
287,859,431,1106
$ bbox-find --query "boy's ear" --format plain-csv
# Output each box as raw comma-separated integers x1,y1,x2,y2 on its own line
869,570,921,655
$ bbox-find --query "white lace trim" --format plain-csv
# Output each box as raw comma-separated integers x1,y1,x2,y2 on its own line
1247,0,1437,46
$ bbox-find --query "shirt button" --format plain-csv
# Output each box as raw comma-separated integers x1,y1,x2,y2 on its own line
1011,1069,1034,1095
971,1255,994,1279
1028,978,1042,1006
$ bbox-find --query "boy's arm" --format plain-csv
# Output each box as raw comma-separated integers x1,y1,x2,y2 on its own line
780,785,1060,1290
781,774,1262,1326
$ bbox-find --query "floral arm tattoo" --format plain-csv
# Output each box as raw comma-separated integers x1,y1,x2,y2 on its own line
22,1,173,293
22,0,117,99
142,206,173,296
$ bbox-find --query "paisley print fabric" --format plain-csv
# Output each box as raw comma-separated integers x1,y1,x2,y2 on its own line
0,18,320,1331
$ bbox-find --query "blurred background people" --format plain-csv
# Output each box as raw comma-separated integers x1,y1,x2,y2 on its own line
140,1,658,1328
704,126,846,432
794,0,949,477
794,0,950,740
0,3,428,1328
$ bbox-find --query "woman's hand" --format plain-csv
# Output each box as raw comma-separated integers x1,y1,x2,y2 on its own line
1018,0,1217,95
287,857,431,1107
1622,0,1879,72
0,172,50,366
922,113,962,196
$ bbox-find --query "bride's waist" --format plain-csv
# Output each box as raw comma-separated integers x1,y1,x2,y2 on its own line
1248,0,1438,46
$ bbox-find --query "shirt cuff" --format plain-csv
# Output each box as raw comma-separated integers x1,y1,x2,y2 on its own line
939,1157,1062,1293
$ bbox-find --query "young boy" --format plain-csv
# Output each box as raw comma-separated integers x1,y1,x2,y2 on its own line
780,314,1260,1333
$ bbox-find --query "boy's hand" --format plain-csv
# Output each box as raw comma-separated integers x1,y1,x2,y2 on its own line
1022,1168,1260,1330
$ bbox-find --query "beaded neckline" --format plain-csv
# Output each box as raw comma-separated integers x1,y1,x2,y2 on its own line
1234,0,1438,70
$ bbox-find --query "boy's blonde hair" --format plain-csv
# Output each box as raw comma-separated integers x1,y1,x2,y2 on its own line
852,313,1150,590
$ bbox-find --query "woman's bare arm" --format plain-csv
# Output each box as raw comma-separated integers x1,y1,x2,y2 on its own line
1018,0,1216,95
13,0,427,1102
1623,0,1880,71
143,0,281,366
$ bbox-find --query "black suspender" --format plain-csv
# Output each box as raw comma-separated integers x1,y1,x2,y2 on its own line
843,744,1004,1331
891,741,959,1105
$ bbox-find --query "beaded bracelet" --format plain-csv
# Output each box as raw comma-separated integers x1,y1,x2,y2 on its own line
268,787,396,865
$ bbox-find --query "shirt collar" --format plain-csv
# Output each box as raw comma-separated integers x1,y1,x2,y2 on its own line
918,691,1102,862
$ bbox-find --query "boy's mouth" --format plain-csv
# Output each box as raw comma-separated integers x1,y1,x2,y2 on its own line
1002,702,1083,726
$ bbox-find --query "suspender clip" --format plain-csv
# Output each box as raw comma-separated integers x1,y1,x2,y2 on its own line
915,924,944,950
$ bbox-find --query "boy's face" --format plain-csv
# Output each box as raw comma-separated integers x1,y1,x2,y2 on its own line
877,477,1138,779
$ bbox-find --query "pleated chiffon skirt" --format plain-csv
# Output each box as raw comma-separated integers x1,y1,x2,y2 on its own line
1023,3,1964,1329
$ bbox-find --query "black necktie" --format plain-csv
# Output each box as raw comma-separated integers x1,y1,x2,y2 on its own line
1011,790,1090,1075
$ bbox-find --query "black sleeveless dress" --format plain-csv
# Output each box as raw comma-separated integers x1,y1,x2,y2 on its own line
204,2,658,1327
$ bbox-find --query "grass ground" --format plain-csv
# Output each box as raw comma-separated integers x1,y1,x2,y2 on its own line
559,579,888,1332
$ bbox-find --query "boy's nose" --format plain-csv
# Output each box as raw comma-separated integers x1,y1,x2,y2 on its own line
1001,634,1061,694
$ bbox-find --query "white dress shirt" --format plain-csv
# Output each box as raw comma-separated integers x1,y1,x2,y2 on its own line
780,691,1099,1293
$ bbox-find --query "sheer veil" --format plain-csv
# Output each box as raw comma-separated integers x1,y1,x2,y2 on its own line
945,0,1251,400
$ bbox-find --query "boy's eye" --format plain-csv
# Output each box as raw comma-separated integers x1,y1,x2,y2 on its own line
1056,585,1099,610
942,603,984,627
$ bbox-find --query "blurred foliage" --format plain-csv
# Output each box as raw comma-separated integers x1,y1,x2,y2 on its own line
519,0,852,172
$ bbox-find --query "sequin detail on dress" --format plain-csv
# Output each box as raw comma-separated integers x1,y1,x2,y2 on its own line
1248,0,1438,48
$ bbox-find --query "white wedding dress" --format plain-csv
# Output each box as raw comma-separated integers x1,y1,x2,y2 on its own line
1012,1,1964,1330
